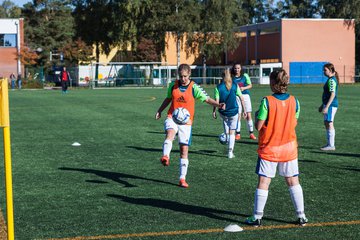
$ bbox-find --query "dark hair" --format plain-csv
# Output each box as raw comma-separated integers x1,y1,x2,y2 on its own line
324,63,340,84
178,64,191,73
270,69,289,93
231,63,242,76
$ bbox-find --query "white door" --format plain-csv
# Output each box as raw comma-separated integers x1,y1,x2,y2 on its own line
259,63,282,84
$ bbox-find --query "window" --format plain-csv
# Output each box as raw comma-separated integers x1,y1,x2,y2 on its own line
262,68,271,77
0,34,17,47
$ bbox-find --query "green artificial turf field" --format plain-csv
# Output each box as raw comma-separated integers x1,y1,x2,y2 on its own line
0,84,359,239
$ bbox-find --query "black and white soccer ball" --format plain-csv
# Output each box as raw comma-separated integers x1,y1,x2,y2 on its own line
172,107,190,125
219,133,229,145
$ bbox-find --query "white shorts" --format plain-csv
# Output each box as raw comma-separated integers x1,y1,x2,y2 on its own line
164,118,192,146
256,157,299,178
236,94,252,113
220,113,238,132
323,106,337,122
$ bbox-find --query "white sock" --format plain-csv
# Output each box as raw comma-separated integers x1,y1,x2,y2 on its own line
179,158,189,180
328,129,335,147
228,134,235,154
236,118,241,134
247,120,254,133
162,139,172,157
289,184,305,218
326,130,330,146
254,188,268,219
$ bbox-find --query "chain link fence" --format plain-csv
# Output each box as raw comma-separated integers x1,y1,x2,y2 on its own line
1,64,359,89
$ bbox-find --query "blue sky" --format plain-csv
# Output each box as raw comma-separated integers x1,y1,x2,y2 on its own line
11,0,31,7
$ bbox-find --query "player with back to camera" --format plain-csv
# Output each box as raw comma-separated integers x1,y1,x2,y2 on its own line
213,68,247,159
155,64,225,188
232,63,256,140
245,69,308,227
318,63,339,151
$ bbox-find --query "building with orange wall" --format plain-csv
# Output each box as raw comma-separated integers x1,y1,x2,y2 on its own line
0,18,24,79
162,19,355,83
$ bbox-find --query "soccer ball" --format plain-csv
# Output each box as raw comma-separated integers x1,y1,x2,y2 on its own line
219,133,229,145
172,107,190,125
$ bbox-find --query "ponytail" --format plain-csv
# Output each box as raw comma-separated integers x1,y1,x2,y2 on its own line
334,71,340,85
324,63,340,85
224,68,232,90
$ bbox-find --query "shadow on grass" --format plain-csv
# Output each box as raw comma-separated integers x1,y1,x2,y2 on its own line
59,167,178,187
147,131,217,138
107,194,293,224
328,166,360,173
310,151,360,158
236,140,258,145
108,193,244,222
298,159,320,163
126,146,222,157
340,166,360,172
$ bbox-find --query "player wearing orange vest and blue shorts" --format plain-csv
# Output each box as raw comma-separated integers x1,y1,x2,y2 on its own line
245,69,308,227
155,64,225,188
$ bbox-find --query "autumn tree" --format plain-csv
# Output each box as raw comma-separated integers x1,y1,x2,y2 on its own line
22,0,75,67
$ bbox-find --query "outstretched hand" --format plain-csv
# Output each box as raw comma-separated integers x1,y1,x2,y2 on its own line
212,111,217,119
155,112,161,120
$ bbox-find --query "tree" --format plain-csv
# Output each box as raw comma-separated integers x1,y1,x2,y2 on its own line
182,0,246,81
0,0,21,18
22,0,75,67
274,0,318,18
62,37,94,64
134,37,158,62
72,0,128,78
241,0,276,23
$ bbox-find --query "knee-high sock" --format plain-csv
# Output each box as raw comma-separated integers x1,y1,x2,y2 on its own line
289,184,305,218
328,129,335,147
247,120,254,133
254,188,268,219
236,118,241,133
162,139,172,157
179,158,189,180
228,134,235,154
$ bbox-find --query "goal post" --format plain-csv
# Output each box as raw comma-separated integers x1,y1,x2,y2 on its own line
86,62,170,88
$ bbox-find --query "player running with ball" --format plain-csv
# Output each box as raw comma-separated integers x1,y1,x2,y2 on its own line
155,64,225,188
213,68,247,159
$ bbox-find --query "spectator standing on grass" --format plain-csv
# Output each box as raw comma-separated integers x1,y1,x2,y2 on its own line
10,73,16,90
213,68,247,159
17,73,22,89
60,66,71,93
318,63,339,151
245,69,308,227
155,64,225,188
232,63,256,140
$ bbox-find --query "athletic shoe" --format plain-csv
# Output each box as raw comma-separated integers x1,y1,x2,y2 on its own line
249,133,257,140
320,145,335,151
228,152,235,159
245,216,261,227
297,217,308,226
235,134,241,140
179,178,189,188
160,155,169,166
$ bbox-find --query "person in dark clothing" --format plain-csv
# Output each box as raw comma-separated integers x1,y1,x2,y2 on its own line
60,66,71,93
